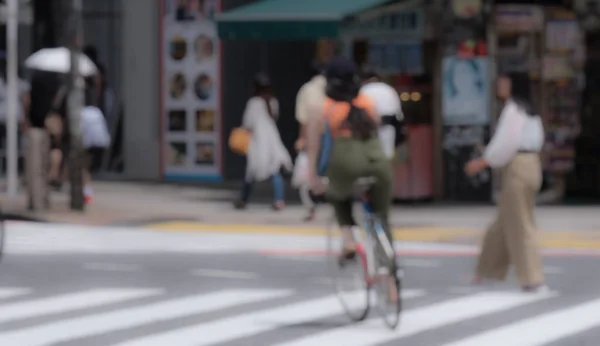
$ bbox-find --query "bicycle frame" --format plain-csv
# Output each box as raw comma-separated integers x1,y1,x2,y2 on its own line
355,198,396,286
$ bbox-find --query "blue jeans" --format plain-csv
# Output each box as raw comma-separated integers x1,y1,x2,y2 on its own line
240,173,284,203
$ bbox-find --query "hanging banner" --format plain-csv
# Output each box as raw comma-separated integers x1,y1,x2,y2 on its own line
442,56,491,126
160,0,222,181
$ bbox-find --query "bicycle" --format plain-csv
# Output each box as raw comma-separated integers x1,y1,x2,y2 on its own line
323,176,403,330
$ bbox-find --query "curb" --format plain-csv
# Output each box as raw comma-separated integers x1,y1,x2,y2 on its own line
0,212,46,223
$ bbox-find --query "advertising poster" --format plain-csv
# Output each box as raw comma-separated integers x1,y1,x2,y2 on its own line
442,56,490,126
495,5,544,33
161,0,222,181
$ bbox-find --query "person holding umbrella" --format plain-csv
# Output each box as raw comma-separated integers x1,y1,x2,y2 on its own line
23,47,97,210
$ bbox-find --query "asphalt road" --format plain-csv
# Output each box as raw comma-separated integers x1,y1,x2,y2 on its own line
0,222,599,345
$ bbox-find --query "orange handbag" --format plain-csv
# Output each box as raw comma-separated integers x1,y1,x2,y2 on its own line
228,127,250,155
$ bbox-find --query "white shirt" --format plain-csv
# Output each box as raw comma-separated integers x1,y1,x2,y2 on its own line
295,75,326,125
483,99,544,168
80,106,111,149
360,82,403,120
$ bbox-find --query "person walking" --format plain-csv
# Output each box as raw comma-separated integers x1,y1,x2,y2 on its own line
464,72,546,292
294,61,327,152
294,61,327,221
80,87,111,204
233,73,292,210
359,68,404,160
24,70,67,211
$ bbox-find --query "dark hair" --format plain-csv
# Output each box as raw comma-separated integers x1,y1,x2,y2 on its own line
359,66,380,82
83,45,98,63
325,57,377,140
503,72,537,116
85,86,97,107
252,72,275,118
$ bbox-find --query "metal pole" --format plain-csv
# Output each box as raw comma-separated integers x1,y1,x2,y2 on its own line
68,0,85,211
6,0,19,203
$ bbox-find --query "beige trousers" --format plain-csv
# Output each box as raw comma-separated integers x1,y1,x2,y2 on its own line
475,153,544,287
24,128,50,211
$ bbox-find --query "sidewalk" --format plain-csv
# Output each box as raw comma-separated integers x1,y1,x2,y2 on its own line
1,180,600,248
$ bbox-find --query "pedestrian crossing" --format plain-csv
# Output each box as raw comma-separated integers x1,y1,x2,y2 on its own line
0,285,598,345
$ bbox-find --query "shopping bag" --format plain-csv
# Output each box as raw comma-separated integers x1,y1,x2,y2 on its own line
291,152,309,188
228,127,250,155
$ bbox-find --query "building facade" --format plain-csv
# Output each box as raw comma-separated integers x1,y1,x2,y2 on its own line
10,0,598,203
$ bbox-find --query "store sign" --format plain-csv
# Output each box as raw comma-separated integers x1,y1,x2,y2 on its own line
160,0,222,181
495,5,544,32
343,8,424,38
452,0,482,19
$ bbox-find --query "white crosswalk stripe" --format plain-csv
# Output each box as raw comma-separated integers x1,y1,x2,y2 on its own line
440,297,600,346
113,290,425,346
0,287,31,300
0,289,162,324
0,285,599,345
272,291,556,346
0,288,289,346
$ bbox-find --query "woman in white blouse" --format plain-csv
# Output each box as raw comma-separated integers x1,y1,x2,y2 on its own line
465,72,546,293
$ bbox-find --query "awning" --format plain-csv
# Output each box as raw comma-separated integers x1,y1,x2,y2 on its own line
216,0,395,40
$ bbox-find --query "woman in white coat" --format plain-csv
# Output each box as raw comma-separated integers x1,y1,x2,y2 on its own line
234,73,292,210
465,72,546,292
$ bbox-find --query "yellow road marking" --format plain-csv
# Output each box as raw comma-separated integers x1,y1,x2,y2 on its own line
144,221,600,249
146,222,476,241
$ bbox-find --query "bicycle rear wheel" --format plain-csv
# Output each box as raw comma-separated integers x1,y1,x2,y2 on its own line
369,220,401,329
326,214,370,322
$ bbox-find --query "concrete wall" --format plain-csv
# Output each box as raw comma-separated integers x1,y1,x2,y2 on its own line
121,0,161,180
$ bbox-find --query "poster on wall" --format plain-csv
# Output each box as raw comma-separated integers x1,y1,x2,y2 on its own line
161,0,222,181
442,56,490,126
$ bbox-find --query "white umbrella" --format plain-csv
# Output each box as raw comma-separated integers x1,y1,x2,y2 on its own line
24,47,97,76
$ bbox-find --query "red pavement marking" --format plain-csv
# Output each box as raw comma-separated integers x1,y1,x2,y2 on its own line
258,248,600,258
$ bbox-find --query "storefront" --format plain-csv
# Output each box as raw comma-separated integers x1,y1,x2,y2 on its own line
339,1,436,201
571,0,600,200
492,4,586,203
214,0,438,199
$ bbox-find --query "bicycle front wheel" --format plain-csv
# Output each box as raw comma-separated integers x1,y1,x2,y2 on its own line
326,213,370,322
369,220,402,330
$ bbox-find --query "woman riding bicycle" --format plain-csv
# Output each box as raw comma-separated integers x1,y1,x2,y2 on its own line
306,57,394,262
